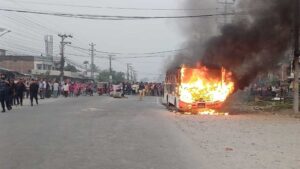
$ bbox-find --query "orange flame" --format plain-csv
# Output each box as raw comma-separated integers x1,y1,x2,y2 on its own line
179,65,235,105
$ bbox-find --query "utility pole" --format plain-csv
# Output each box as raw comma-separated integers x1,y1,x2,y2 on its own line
0,29,11,37
58,34,72,84
130,66,134,82
89,43,96,80
127,63,132,81
129,66,132,82
224,0,228,23
109,55,114,83
133,70,137,82
217,0,235,24
294,0,300,114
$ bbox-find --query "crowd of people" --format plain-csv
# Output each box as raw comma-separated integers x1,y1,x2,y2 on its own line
0,74,98,113
249,83,290,101
117,82,164,101
0,73,165,112
121,82,164,96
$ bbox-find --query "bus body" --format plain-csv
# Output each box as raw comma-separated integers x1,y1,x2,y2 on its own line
163,67,223,112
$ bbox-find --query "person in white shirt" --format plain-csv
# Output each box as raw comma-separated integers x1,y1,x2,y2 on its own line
38,80,43,99
63,83,69,97
53,81,59,98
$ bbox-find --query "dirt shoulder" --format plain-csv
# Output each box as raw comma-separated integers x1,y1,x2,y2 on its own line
171,112,300,169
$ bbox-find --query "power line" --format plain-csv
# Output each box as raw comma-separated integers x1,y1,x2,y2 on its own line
116,56,164,59
95,48,187,55
1,12,86,57
0,14,51,39
66,46,90,55
0,42,43,55
13,1,222,12
64,53,89,57
67,45,186,56
67,45,90,52
14,0,91,48
0,8,240,20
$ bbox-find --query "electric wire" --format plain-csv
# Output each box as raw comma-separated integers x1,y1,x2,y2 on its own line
0,8,240,20
67,44,185,56
13,1,222,12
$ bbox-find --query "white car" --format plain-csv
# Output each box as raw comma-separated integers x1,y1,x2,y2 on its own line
110,84,122,98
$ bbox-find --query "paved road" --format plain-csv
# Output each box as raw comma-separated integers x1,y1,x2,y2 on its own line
0,96,202,169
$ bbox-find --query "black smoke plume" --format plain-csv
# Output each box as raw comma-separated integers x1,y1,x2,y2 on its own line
169,0,294,89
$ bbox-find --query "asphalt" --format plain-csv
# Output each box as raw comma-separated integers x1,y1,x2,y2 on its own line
0,96,202,169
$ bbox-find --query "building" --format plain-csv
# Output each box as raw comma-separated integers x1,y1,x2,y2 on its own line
0,49,6,56
0,55,54,74
34,56,54,71
45,35,54,59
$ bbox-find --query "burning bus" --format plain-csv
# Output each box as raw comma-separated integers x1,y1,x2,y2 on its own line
163,64,235,113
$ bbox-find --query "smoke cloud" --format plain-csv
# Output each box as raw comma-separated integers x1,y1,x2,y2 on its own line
169,0,293,89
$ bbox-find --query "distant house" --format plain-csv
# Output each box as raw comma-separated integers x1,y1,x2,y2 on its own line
0,49,6,56
0,55,53,74
0,66,26,79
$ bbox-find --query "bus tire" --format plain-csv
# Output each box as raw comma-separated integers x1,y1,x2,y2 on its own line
166,95,170,108
174,99,179,113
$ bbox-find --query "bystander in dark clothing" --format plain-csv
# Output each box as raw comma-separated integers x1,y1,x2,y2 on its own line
126,83,132,95
4,82,11,110
30,80,39,106
8,80,16,106
138,82,145,101
25,81,30,98
45,81,51,98
15,80,26,106
0,75,10,112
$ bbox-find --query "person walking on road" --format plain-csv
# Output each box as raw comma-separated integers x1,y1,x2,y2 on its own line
0,74,10,112
25,81,30,99
30,79,39,106
138,82,145,101
8,79,16,106
15,79,26,106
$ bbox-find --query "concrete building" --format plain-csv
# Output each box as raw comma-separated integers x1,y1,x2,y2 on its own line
44,35,53,59
31,69,85,80
0,55,53,74
0,49,6,56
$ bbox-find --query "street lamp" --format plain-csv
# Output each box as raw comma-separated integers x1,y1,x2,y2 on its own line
0,29,11,37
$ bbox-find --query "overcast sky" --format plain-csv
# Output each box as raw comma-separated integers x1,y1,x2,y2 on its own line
0,0,221,81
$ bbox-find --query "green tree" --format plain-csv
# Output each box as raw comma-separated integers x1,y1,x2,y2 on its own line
64,64,79,72
90,64,98,72
83,61,89,70
97,70,125,84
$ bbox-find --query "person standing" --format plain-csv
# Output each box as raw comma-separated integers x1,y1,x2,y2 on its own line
69,82,74,97
15,79,26,106
25,80,30,99
74,82,79,97
138,82,145,101
42,79,46,99
0,74,10,112
63,82,69,97
4,79,11,110
53,81,59,98
30,79,39,106
8,79,16,106
45,80,50,98
38,80,43,99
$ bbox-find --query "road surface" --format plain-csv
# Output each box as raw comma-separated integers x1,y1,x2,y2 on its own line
0,96,202,169
0,96,299,169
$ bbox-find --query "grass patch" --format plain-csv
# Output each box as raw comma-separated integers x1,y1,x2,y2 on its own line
247,100,293,112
